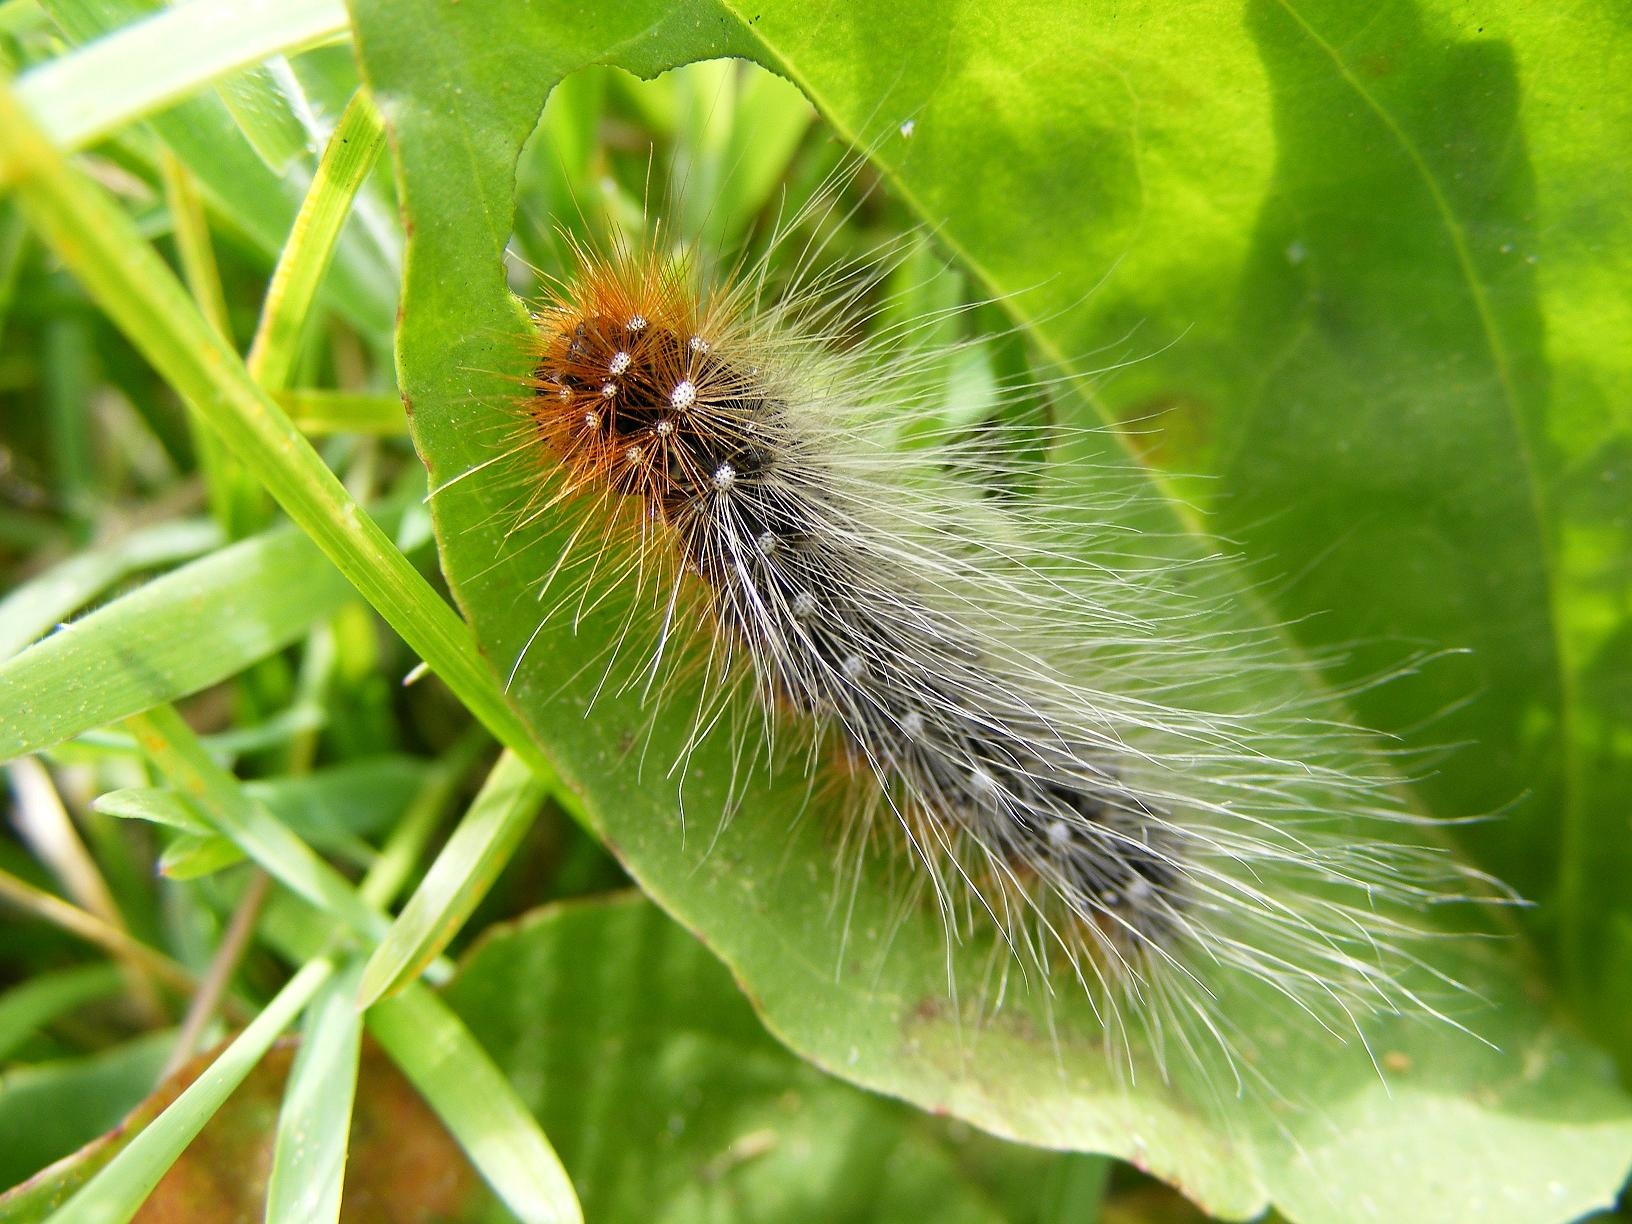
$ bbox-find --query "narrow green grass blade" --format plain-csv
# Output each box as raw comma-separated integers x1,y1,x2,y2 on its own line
0,78,551,789
0,518,221,662
356,728,491,911
367,983,581,1224
0,964,124,1061
0,528,351,761
93,789,212,835
276,389,405,436
264,959,365,1224
47,958,333,1224
1038,1153,1110,1223
0,869,200,1000
160,151,266,535
0,203,29,349
36,0,396,341
124,705,385,938
156,834,246,881
217,58,313,176
13,0,348,155
356,750,547,1008
246,87,386,392
41,317,93,529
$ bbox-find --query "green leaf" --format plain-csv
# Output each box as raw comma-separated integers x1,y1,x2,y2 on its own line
93,789,212,835
0,527,352,761
32,0,395,340
46,960,331,1224
356,749,548,1008
244,87,386,393
0,1032,173,1193
14,0,346,155
351,2,1632,1219
443,894,1046,1224
0,964,126,1063
156,834,248,881
274,388,406,436
216,59,317,175
265,959,365,1224
0,517,221,662
367,983,581,1224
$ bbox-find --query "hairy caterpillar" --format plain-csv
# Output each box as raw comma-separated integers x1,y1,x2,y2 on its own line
471,144,1494,1109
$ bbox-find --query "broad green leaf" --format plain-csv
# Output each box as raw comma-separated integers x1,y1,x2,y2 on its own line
0,528,352,762
352,1,1632,1218
442,894,1046,1224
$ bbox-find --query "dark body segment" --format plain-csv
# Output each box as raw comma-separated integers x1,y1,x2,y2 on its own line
535,317,1185,949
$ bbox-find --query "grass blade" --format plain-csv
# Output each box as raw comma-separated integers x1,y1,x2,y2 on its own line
48,958,334,1224
0,870,199,1001
0,510,222,661
14,0,348,155
356,749,547,1008
275,390,406,437
0,965,125,1062
123,705,385,938
0,528,352,762
276,389,406,436
264,959,365,1224
246,88,386,392
0,78,552,789
368,983,581,1224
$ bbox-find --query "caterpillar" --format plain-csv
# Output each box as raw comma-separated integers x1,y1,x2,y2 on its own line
479,146,1493,1105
